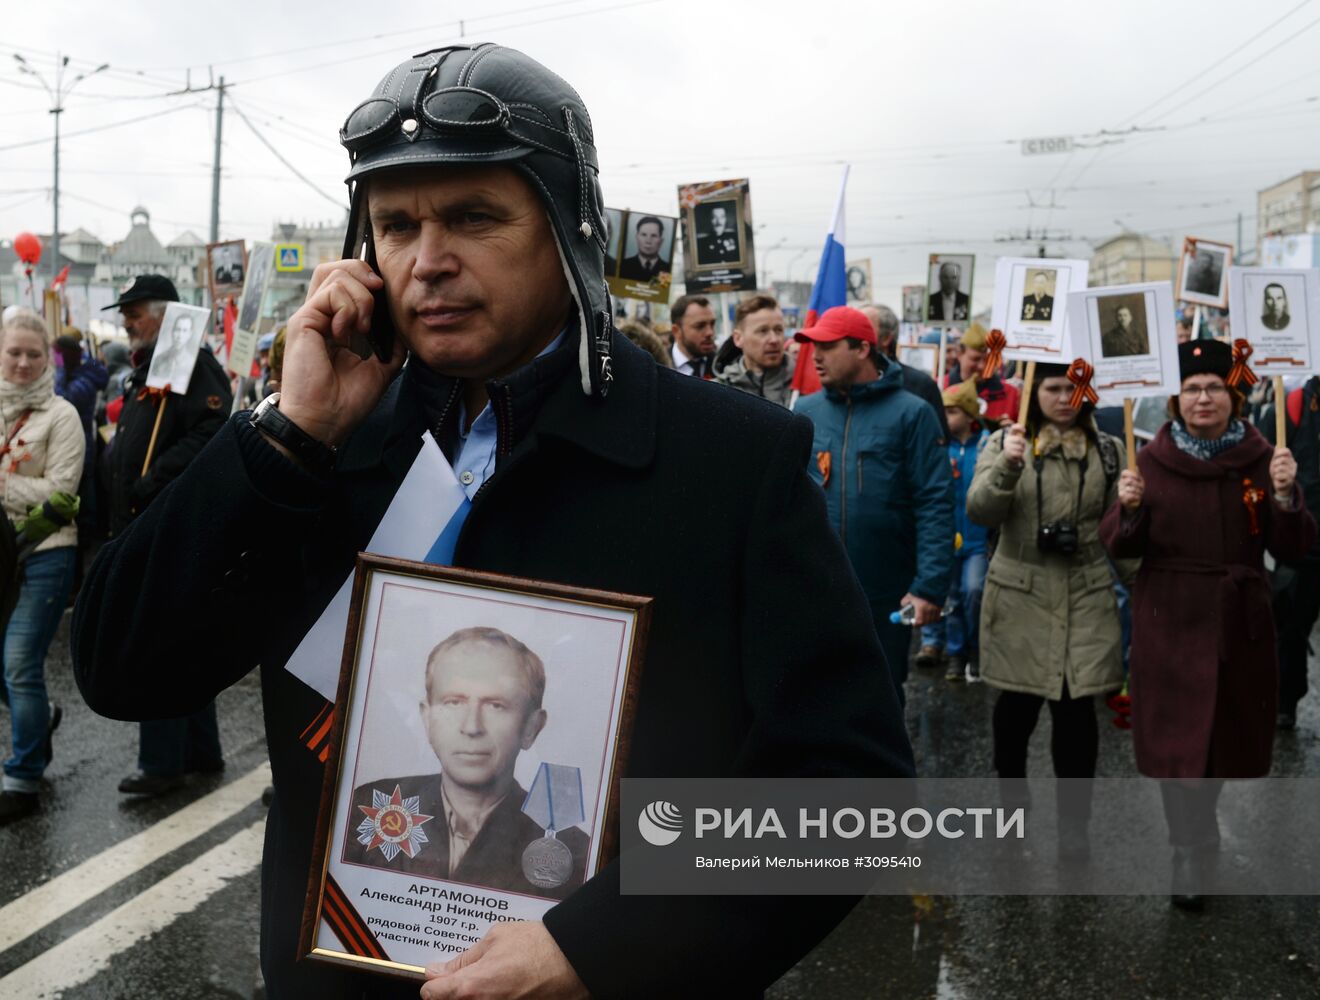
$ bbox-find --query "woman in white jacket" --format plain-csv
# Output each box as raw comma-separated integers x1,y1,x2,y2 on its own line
0,310,84,823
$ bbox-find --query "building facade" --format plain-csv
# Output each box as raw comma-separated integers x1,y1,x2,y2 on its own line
1088,233,1177,287
1257,171,1320,246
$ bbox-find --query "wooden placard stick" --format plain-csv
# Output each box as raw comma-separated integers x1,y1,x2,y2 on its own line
141,396,169,476
1123,399,1137,471
1017,360,1036,428
1274,375,1288,447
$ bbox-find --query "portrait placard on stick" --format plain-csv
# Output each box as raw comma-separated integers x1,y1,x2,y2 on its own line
1176,237,1232,309
229,241,274,377
901,284,926,324
1227,267,1320,376
303,556,650,982
206,239,247,305
924,253,974,325
991,257,1089,362
146,303,211,395
604,208,677,304
1065,282,1180,399
846,259,872,304
677,178,756,294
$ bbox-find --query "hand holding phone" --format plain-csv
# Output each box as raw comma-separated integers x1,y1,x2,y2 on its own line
277,258,406,448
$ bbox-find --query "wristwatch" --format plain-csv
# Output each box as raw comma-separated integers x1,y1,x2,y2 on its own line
250,393,338,473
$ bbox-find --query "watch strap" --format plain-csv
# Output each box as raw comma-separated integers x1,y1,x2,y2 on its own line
250,393,338,473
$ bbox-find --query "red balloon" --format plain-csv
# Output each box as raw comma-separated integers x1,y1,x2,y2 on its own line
14,232,41,266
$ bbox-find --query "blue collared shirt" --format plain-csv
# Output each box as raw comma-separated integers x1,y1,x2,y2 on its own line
452,330,566,500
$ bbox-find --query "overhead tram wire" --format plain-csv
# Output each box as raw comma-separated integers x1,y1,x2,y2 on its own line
0,101,207,153
226,96,347,211
1118,0,1316,127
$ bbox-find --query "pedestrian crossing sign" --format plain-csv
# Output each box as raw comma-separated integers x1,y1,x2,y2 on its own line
274,243,304,272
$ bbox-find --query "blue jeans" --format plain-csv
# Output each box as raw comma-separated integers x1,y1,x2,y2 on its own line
920,552,987,657
3,546,76,793
137,705,222,777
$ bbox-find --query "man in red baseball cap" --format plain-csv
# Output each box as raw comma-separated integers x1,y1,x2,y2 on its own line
795,306,954,708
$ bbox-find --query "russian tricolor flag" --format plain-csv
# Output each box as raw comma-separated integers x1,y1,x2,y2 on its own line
790,165,850,400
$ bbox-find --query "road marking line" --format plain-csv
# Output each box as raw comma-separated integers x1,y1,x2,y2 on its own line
0,761,270,954
0,820,266,999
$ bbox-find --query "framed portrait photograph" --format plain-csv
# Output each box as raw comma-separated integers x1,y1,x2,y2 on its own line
991,256,1090,362
606,208,677,304
1227,266,1320,376
146,303,210,394
1066,281,1180,399
1177,236,1233,308
1131,394,1169,442
207,239,247,304
901,284,926,324
924,253,974,325
897,342,938,378
677,178,757,293
302,556,651,982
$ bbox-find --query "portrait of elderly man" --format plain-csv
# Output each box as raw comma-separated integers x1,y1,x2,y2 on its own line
618,216,671,281
1101,302,1150,358
149,312,198,388
1262,282,1291,331
696,202,740,265
927,261,970,321
1020,270,1055,322
344,626,588,897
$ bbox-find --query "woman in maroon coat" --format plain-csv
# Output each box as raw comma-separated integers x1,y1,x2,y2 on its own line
1100,339,1315,909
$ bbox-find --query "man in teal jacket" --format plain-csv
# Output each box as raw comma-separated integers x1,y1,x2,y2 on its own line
796,306,955,707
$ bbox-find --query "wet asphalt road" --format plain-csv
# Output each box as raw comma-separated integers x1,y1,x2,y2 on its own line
2,614,1319,998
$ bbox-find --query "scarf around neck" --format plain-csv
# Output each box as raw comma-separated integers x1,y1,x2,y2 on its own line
1170,417,1244,461
0,367,55,423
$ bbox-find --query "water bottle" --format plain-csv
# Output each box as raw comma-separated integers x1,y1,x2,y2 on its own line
889,596,958,626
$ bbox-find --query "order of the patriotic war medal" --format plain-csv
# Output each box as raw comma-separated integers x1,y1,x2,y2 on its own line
522,834,573,888
356,785,433,862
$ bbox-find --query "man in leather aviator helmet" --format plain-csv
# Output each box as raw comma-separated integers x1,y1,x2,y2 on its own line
72,44,913,999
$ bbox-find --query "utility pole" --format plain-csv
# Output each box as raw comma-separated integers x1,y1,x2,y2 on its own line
13,53,108,283
209,75,225,244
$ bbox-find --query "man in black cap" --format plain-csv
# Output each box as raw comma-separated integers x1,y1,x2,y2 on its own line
100,273,232,797
72,45,911,999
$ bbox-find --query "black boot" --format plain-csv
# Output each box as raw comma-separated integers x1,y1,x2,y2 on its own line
1171,846,1204,911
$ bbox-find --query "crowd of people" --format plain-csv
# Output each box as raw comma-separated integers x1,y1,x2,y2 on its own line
0,40,1314,999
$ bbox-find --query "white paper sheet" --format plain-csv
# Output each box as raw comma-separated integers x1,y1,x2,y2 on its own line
283,431,467,700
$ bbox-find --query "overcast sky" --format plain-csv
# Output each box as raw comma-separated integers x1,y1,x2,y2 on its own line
3,0,1319,313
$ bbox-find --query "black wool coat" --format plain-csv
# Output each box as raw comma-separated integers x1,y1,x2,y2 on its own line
72,332,913,999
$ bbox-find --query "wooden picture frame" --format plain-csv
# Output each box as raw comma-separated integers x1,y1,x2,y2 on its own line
301,555,651,982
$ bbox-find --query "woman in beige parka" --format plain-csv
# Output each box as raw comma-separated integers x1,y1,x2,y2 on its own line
967,362,1131,861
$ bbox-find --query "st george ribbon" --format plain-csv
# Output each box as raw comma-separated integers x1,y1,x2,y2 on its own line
521,763,587,889
284,430,469,700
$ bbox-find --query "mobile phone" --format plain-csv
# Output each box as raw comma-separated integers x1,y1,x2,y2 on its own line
341,199,395,363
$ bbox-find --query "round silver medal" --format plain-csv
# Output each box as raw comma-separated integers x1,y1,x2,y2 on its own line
521,835,573,889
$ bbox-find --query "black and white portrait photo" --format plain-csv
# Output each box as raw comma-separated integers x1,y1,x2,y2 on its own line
1020,269,1058,323
693,200,741,267
237,242,274,335
925,254,974,323
1177,238,1232,308
902,284,925,324
343,625,590,898
618,214,673,282
207,240,246,301
1262,282,1291,331
846,260,872,304
1098,292,1151,358
146,303,209,392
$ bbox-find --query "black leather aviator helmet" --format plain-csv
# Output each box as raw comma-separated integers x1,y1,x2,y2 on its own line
339,43,613,396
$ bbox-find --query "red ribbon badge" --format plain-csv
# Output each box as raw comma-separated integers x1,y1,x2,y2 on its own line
981,329,1007,381
1243,477,1267,536
1226,340,1257,389
816,450,831,488
136,383,173,403
1066,358,1099,409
